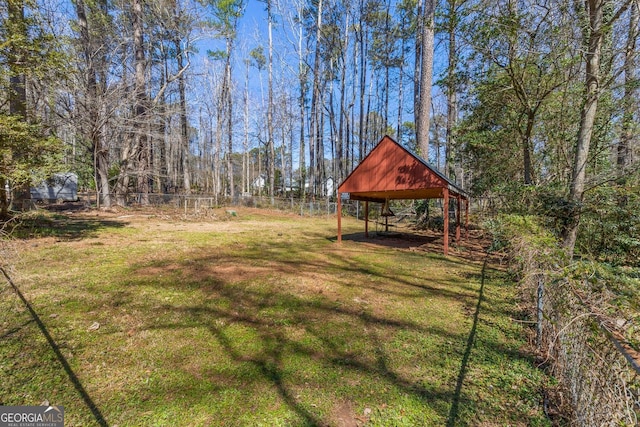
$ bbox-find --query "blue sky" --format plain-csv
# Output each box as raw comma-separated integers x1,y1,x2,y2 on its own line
191,0,452,165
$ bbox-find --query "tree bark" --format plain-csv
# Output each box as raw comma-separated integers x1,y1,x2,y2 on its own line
8,0,27,119
522,112,535,185
618,0,639,170
76,0,112,207
445,0,457,179
266,0,275,200
337,13,349,184
358,0,367,162
563,0,605,255
215,84,223,197
309,0,323,196
6,0,29,211
244,59,250,195
225,38,234,198
397,30,405,141
133,0,149,205
417,0,435,159
298,36,307,199
176,38,191,195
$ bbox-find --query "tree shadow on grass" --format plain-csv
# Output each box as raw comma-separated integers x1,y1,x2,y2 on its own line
39,224,523,425
111,244,463,422
447,257,487,427
0,318,34,340
0,266,108,426
177,294,459,425
206,318,325,426
126,251,502,424
9,212,127,241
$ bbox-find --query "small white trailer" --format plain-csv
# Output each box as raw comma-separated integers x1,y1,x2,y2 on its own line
30,173,78,202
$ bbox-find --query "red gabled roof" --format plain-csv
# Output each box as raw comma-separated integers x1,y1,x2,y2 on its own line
338,135,467,201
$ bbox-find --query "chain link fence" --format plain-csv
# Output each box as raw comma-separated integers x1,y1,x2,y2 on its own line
81,192,346,217
491,216,639,425
528,271,640,425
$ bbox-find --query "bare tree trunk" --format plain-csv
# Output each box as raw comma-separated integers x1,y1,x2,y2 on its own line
214,50,229,199
0,176,8,219
115,143,132,206
414,0,423,148
293,0,307,199
215,97,223,197
244,59,250,195
433,103,441,169
358,0,367,161
397,36,405,141
267,0,275,200
563,0,605,255
309,0,323,196
329,67,337,185
618,0,639,170
157,57,169,194
225,38,234,198
8,1,26,119
6,0,29,211
417,0,435,159
347,37,357,171
132,0,149,205
208,114,215,193
445,0,457,179
280,119,286,194
257,138,262,197
76,0,112,208
522,112,535,185
365,74,373,154
288,101,294,196
317,90,326,193
114,34,131,209
298,61,307,198
176,38,191,195
337,13,349,184
383,0,391,129
95,147,111,205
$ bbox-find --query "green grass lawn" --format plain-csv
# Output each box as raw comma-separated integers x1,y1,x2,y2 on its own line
0,208,551,426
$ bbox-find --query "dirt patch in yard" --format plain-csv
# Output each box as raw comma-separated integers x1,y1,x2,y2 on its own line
330,400,360,426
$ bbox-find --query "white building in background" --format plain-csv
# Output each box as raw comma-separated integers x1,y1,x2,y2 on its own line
324,177,335,198
30,173,78,202
252,175,266,192
250,175,335,198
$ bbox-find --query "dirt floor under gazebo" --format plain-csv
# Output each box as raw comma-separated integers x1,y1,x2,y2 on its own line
337,224,496,264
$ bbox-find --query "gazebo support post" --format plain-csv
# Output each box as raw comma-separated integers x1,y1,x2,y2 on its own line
465,199,469,238
456,195,461,244
337,194,342,243
443,189,449,256
365,201,369,238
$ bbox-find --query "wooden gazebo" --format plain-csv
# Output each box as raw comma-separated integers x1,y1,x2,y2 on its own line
336,135,469,255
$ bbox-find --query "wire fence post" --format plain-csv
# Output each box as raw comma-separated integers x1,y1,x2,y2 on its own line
536,275,544,350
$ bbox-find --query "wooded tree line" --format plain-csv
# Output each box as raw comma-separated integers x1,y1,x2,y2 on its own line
0,0,638,258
